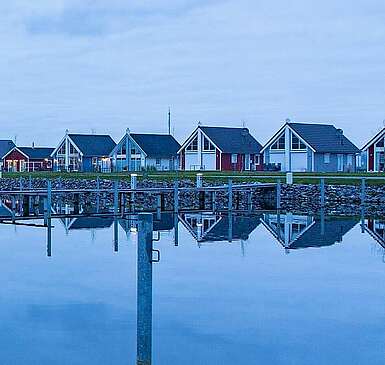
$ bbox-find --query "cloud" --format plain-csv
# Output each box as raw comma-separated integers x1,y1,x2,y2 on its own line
0,0,384,146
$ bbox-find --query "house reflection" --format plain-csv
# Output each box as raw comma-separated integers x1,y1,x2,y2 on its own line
261,212,358,250
363,218,385,249
178,212,261,245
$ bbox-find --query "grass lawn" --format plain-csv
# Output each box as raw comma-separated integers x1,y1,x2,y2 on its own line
2,170,385,186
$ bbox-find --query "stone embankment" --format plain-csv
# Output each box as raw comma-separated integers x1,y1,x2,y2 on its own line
0,177,384,214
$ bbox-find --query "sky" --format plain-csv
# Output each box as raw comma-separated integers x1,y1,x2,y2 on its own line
1,0,385,147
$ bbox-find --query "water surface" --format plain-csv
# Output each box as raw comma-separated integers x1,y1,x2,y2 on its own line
0,211,384,364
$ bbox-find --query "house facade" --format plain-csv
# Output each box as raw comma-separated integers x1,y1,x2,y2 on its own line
110,130,180,172
262,121,359,172
0,140,16,171
361,127,385,172
178,126,263,171
51,133,116,172
3,146,54,172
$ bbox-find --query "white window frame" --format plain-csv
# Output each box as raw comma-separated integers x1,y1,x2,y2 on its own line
231,154,238,164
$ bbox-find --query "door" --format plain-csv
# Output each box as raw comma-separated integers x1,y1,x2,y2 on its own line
337,154,344,172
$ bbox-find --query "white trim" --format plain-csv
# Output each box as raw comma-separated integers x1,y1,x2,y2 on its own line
177,127,222,154
3,146,30,159
261,123,316,153
362,127,385,151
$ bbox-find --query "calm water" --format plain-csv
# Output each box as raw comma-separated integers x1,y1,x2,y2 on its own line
0,211,384,364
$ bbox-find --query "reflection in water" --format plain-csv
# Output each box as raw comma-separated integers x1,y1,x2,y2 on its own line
137,214,154,365
178,212,261,245
261,211,359,250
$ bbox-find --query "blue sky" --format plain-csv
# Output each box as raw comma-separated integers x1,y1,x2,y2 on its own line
1,0,385,147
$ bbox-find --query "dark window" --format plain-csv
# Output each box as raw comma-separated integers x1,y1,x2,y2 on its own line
271,135,285,150
186,136,198,151
203,137,215,151
291,135,306,150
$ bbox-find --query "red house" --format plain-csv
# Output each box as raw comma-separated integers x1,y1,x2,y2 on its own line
178,125,263,171
362,127,385,172
3,146,54,172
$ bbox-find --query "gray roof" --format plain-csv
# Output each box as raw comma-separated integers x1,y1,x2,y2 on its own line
0,140,15,158
289,217,358,249
131,133,180,158
69,134,116,157
288,123,359,153
200,126,262,154
19,147,54,159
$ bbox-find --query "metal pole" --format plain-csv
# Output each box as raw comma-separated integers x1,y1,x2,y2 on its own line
228,211,233,242
360,178,366,205
320,178,325,207
276,179,281,210
47,217,52,257
174,180,179,213
114,217,119,252
174,212,179,246
228,178,233,212
248,189,252,213
47,180,52,219
96,176,100,213
114,180,119,216
137,213,153,365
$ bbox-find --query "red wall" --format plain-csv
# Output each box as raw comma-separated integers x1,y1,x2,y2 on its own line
216,150,221,170
3,150,52,171
4,150,27,171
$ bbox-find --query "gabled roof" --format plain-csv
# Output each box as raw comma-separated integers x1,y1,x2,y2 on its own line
130,133,180,158
288,217,358,249
68,134,116,157
261,122,359,154
288,123,359,153
199,126,262,154
0,140,15,158
362,127,385,151
18,147,54,159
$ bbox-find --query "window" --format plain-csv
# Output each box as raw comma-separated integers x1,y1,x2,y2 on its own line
186,136,198,151
324,153,330,164
156,158,161,165
271,135,285,150
255,155,260,165
58,143,66,155
69,143,77,155
347,155,353,166
203,137,215,151
291,135,306,150
231,154,238,163
131,148,136,155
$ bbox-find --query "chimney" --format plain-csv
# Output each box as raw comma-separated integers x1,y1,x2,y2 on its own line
336,128,344,145
32,142,35,149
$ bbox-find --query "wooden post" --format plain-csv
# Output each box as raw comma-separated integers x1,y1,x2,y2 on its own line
137,213,153,365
